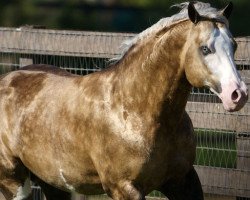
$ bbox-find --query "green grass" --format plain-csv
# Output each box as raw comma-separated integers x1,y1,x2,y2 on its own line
194,129,237,168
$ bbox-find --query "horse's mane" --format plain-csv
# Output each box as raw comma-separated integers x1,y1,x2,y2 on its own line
111,1,227,63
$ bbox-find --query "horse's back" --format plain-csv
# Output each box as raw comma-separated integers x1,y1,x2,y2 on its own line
0,64,77,88
20,64,77,77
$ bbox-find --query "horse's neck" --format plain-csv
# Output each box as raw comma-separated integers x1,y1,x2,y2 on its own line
115,22,191,121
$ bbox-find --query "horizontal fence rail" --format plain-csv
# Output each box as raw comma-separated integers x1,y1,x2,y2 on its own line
0,27,134,58
0,27,249,64
186,102,249,132
195,165,250,197
0,27,249,200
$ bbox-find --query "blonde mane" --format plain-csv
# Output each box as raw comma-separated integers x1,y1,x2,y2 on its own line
113,1,227,62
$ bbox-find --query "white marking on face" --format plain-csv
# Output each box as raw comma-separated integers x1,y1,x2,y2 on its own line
13,178,31,200
204,26,241,88
59,168,75,192
202,25,248,111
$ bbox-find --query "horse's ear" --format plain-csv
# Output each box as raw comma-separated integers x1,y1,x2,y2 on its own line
188,2,201,24
221,2,233,19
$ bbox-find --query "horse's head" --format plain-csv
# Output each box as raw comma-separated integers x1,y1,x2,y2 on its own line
184,2,248,112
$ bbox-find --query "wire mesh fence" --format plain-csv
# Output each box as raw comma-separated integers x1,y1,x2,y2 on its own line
0,27,249,200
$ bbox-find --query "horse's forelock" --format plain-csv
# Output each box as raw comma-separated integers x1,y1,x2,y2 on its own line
172,2,227,23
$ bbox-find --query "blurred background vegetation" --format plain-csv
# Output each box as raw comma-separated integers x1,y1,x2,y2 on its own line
0,0,249,36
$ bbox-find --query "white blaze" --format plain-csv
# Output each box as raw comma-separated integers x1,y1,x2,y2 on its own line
204,26,241,87
202,25,248,111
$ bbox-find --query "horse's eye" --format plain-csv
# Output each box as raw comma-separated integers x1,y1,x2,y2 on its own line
200,46,212,56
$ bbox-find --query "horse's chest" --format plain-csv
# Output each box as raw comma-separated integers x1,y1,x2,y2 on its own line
134,133,195,191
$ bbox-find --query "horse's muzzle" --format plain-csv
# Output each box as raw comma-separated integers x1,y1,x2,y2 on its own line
219,80,248,112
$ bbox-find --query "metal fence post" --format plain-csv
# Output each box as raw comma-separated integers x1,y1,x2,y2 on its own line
19,58,33,68
236,133,250,200
31,185,45,200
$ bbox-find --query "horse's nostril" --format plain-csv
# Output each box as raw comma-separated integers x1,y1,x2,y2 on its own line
231,89,241,102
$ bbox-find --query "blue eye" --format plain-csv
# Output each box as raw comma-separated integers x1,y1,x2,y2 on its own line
201,46,212,56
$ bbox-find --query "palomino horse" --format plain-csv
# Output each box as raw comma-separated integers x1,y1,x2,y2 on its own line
0,2,248,200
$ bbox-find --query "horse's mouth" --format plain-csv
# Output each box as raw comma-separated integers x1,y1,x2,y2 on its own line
218,81,248,112
209,80,248,112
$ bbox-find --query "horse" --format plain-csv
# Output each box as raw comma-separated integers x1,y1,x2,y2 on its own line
0,2,248,200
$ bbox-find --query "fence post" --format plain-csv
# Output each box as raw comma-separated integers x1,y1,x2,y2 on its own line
19,58,33,68
72,193,88,200
31,185,45,200
236,132,250,200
